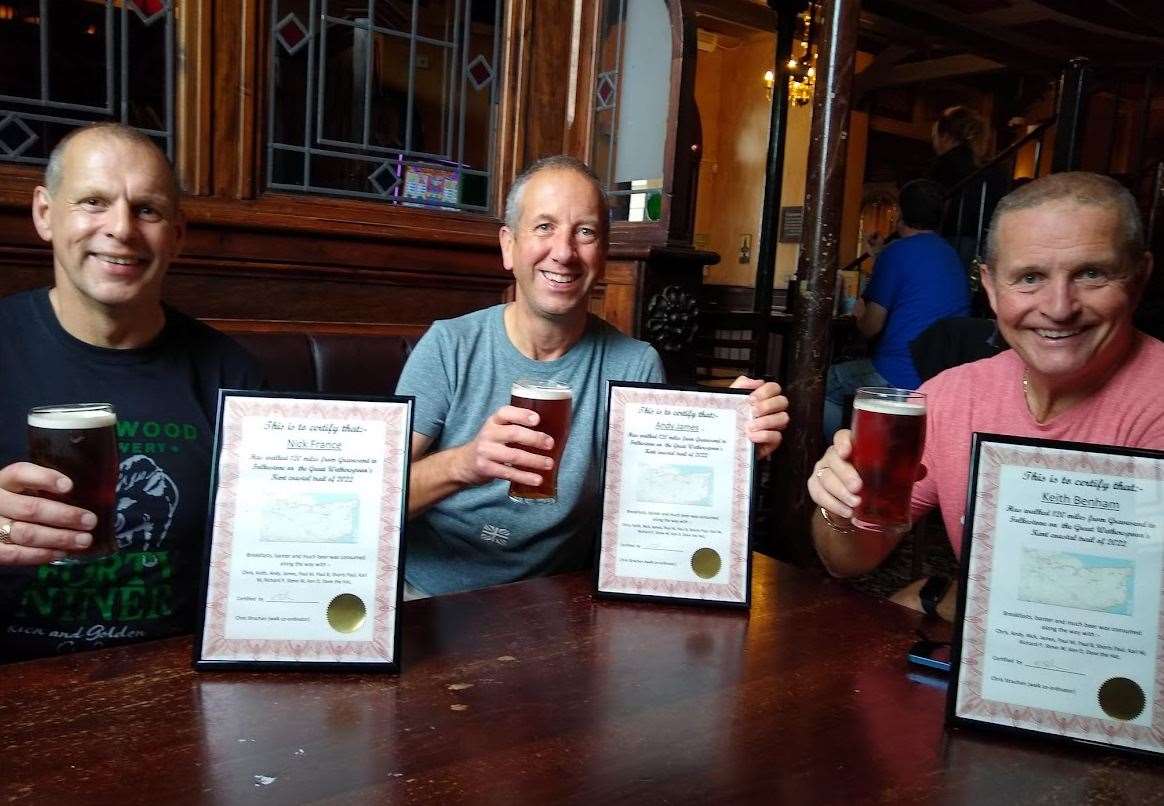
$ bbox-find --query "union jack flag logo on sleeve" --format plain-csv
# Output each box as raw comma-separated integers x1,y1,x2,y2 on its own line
480,524,511,545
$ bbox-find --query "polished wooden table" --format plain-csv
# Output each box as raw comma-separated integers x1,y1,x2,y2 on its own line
3,555,1162,804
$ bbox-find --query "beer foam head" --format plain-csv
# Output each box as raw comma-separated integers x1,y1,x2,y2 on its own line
28,405,116,429
510,381,572,401
853,397,925,416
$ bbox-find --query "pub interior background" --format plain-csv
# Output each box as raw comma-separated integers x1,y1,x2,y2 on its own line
1,0,1162,588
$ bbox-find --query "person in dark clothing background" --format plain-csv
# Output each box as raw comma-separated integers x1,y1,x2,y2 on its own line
927,105,1011,317
927,105,985,191
927,106,989,266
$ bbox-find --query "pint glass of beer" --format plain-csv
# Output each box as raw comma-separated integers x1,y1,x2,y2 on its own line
27,404,120,564
508,380,572,504
849,388,926,533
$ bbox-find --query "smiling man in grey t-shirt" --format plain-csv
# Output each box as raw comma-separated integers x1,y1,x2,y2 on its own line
396,156,789,596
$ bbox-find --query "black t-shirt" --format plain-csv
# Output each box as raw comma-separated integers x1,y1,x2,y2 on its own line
0,288,263,661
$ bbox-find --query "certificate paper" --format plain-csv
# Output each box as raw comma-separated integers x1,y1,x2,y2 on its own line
196,391,412,670
595,383,753,607
950,434,1164,755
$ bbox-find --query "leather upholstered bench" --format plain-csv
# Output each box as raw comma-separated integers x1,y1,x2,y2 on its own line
203,320,424,398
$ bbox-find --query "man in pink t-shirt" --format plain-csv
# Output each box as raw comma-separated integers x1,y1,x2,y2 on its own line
808,172,1161,620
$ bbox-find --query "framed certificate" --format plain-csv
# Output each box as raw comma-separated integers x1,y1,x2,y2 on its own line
195,390,413,671
595,382,754,607
949,434,1164,756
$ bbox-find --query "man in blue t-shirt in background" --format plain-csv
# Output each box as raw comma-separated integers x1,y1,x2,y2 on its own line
396,156,790,597
823,179,970,439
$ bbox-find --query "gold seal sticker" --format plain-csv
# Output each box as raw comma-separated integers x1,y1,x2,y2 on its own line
1098,677,1145,721
691,548,722,579
326,593,367,634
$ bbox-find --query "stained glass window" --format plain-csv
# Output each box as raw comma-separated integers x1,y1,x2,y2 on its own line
268,0,502,212
0,0,175,166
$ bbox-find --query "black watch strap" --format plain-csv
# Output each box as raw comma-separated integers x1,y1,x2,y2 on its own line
919,574,951,618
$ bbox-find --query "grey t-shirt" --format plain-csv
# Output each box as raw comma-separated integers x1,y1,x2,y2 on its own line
396,304,664,594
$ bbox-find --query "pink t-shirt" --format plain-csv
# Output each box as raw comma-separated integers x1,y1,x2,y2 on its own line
911,332,1164,556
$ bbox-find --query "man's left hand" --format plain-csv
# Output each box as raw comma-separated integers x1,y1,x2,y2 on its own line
731,376,789,460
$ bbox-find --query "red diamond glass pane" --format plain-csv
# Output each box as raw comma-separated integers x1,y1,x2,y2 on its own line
468,59,491,86
598,81,613,105
279,19,306,49
131,0,166,16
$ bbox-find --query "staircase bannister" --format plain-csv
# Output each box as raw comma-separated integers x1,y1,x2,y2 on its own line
945,116,1056,200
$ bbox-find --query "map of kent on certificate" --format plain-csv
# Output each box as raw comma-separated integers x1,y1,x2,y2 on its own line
635,464,714,507
1018,548,1136,616
259,492,361,544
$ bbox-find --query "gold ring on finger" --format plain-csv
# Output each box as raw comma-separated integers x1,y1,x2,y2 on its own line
0,521,14,545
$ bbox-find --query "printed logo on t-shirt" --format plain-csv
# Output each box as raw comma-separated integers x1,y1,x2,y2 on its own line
116,455,179,552
480,524,510,546
117,418,200,455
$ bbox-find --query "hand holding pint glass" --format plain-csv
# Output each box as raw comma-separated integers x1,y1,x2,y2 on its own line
848,388,926,533
508,380,572,504
27,404,120,564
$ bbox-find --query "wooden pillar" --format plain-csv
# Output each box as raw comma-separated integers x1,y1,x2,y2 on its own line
769,0,859,564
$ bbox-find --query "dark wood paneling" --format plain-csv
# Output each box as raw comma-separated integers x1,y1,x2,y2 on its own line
164,272,505,324
597,260,640,335
211,0,261,199
564,0,600,161
0,207,510,327
494,0,529,208
0,204,651,333
178,228,502,278
521,0,575,161
176,0,213,195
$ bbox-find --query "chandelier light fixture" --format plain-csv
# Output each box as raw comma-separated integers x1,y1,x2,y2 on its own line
785,4,819,107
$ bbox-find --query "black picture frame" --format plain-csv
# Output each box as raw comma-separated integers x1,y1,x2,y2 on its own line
194,389,413,673
946,432,1164,758
593,381,755,609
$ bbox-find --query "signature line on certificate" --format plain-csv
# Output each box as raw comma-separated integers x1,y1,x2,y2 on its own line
1027,662,1086,676
263,599,321,605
